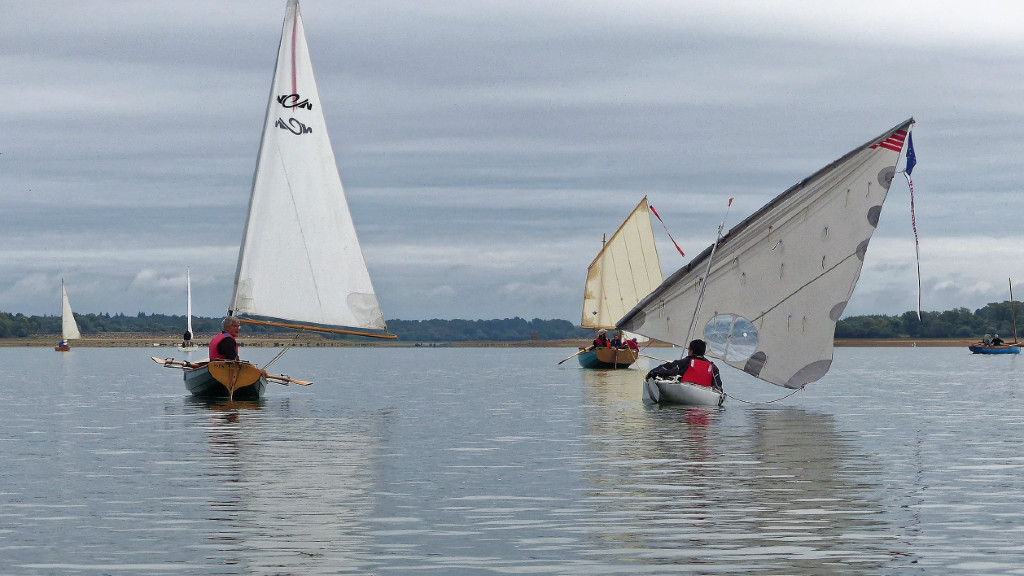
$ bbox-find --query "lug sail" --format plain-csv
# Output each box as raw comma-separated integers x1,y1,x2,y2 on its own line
582,197,663,330
229,0,391,337
619,118,915,389
61,280,81,341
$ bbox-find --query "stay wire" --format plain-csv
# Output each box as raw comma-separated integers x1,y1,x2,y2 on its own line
723,387,803,405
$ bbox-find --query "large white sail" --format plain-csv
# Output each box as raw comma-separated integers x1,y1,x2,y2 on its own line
619,119,915,389
60,279,81,341
229,0,387,334
582,197,663,330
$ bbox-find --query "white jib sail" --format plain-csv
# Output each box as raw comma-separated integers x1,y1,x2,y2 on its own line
582,197,663,330
61,280,81,341
229,0,386,332
619,119,915,389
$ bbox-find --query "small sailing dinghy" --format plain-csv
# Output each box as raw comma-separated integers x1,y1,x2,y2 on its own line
54,279,81,352
177,268,199,352
155,0,395,400
574,197,663,369
969,279,1021,354
619,119,917,405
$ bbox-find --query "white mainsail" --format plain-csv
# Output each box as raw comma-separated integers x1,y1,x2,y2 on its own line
582,197,663,330
185,268,194,336
619,119,915,389
60,279,81,341
229,0,388,335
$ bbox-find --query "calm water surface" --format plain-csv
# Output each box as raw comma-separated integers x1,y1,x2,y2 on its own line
2,346,1024,575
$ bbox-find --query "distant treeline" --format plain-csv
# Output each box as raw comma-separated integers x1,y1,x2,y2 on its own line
0,312,591,342
1,300,1019,341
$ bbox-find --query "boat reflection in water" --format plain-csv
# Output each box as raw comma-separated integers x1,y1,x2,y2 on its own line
192,398,383,573
580,369,897,571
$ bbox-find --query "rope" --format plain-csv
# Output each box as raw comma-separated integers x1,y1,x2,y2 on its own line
261,330,303,370
723,387,803,405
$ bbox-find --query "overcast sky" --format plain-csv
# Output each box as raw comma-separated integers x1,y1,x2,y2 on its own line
4,1,1024,323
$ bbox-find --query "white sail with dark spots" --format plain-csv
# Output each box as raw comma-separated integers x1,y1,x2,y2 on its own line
229,0,388,336
618,118,915,389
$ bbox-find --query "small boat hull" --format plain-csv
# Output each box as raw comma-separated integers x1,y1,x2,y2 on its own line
577,347,638,369
184,361,267,400
54,344,70,352
969,344,1021,355
643,377,725,407
177,344,199,353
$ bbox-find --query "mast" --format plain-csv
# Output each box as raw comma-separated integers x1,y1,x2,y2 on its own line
1010,278,1018,345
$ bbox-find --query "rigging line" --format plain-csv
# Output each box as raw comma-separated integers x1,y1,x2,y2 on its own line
685,198,734,346
724,387,803,405
261,330,303,371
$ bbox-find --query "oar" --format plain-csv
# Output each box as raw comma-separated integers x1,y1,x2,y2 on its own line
150,356,312,386
558,345,593,365
639,352,672,364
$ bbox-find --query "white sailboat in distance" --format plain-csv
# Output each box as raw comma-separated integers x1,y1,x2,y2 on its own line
177,268,199,352
55,279,81,352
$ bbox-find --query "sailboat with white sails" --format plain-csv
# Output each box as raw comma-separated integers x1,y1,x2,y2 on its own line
54,279,81,352
156,0,395,399
177,268,199,352
574,197,663,368
620,118,917,405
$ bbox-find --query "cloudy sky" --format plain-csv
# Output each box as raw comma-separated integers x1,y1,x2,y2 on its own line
3,1,1024,323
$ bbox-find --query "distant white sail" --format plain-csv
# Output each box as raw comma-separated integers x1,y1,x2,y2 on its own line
61,279,81,341
229,0,387,333
185,268,194,336
619,119,915,389
582,197,663,330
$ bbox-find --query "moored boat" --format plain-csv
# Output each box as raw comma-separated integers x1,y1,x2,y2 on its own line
177,268,199,352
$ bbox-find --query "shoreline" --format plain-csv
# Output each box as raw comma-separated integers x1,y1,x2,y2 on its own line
1,334,972,349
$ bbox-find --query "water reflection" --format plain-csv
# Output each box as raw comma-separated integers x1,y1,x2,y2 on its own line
579,371,896,573
187,398,385,574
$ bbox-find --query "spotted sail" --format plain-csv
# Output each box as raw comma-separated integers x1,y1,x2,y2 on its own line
229,0,390,337
618,119,915,389
582,197,663,331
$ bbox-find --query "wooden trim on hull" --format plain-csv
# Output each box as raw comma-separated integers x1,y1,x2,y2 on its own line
184,361,267,400
577,347,639,369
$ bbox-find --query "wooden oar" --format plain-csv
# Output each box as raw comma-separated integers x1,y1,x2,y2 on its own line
558,345,593,365
639,353,672,364
150,356,312,386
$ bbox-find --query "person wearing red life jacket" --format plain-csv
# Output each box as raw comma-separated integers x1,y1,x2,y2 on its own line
591,330,611,350
645,339,723,392
209,317,242,361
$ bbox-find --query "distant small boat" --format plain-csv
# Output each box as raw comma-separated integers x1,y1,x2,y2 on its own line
177,268,199,352
54,279,81,352
969,279,1021,355
573,197,662,369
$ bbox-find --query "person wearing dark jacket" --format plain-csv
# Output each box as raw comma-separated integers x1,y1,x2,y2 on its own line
645,339,723,392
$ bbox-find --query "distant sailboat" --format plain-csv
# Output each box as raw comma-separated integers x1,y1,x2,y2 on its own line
155,0,395,399
575,197,662,369
177,268,199,352
620,118,917,405
54,279,81,352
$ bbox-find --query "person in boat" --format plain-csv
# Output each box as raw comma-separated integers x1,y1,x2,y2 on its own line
645,339,724,392
625,338,639,351
991,334,1005,346
610,332,623,348
208,317,266,372
182,330,192,348
591,330,610,349
983,333,993,345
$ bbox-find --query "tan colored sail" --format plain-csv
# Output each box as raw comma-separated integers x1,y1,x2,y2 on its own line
581,197,663,330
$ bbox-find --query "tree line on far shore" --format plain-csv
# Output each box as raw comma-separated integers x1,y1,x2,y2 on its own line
1,299,1019,341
